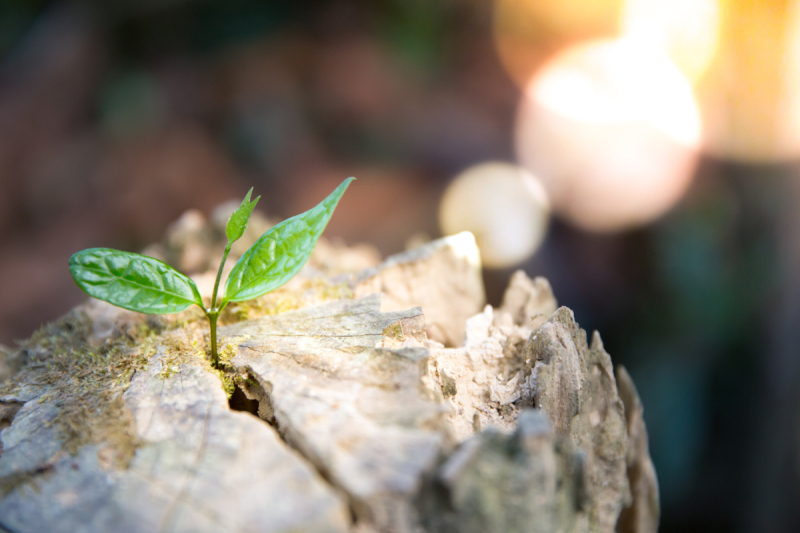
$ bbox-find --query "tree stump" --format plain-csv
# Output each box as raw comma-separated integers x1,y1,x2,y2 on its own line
0,222,658,533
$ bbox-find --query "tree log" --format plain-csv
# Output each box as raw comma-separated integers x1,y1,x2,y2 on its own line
0,224,659,533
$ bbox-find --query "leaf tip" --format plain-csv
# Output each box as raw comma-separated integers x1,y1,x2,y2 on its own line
227,187,261,243
243,187,254,204
336,177,355,194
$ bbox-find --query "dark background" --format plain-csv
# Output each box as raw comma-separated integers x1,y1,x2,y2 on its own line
1,1,798,531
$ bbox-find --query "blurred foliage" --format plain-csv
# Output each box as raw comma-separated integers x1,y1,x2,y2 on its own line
0,0,51,57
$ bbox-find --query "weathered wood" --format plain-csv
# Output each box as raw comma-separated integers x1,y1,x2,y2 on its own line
0,314,350,533
524,309,631,531
225,295,444,531
352,232,485,346
416,410,586,533
0,227,659,533
497,270,558,330
616,366,660,533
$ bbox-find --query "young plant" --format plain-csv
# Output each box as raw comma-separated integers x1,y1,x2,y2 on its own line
69,178,354,368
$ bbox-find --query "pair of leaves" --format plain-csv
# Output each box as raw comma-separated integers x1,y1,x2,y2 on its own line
69,178,353,315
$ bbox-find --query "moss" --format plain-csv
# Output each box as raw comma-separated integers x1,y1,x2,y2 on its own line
382,323,404,340
219,278,352,324
0,311,151,467
0,275,352,466
222,294,295,322
0,471,38,497
207,335,250,399
0,305,214,468
440,369,457,398
308,277,353,301
216,370,236,398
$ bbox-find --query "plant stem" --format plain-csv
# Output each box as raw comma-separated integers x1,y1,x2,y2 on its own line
208,310,220,368
211,242,232,311
207,241,232,369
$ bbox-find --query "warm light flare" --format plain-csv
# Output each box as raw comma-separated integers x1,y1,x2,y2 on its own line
622,0,720,83
439,162,550,269
696,0,800,161
531,38,701,146
493,0,624,88
515,38,701,232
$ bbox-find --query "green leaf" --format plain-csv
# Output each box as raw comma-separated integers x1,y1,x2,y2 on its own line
226,187,261,243
69,248,204,314
224,177,354,303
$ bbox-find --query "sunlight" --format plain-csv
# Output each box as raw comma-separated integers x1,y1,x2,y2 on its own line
696,0,800,161
515,38,701,232
621,0,720,83
493,0,623,88
439,162,550,268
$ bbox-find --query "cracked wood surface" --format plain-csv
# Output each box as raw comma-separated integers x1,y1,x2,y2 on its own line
351,232,484,346
524,308,631,532
0,333,350,533
0,231,659,533
224,294,445,532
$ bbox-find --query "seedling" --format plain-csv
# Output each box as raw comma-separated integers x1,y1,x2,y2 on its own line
69,178,354,368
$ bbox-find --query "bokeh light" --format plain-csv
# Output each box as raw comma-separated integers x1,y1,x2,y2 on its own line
439,162,550,268
493,0,623,88
695,0,800,161
515,38,701,232
621,0,720,84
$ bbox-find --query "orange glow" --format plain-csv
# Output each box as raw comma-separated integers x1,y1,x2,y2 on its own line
696,0,800,161
621,0,720,83
439,162,550,268
493,0,624,88
515,38,701,232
